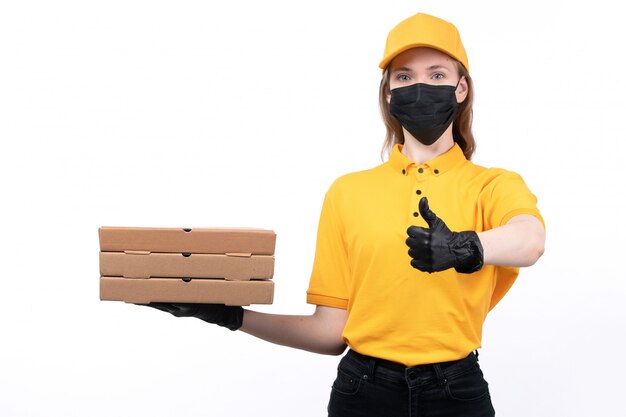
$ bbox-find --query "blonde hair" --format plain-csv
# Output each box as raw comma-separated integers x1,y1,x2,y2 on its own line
379,60,476,161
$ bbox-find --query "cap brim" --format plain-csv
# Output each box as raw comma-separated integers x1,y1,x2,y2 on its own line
379,43,467,73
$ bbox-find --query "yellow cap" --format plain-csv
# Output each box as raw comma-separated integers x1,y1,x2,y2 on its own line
379,13,469,73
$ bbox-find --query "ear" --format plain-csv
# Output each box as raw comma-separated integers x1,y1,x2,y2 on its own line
456,76,468,104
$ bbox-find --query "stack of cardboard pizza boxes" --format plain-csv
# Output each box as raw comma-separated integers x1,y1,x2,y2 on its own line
99,227,275,306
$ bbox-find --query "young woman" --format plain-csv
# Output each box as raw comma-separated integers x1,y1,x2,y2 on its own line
146,12,545,417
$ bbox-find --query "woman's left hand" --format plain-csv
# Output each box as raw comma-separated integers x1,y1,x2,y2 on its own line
406,197,484,274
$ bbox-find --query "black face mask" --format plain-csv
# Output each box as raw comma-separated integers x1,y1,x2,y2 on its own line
389,78,462,146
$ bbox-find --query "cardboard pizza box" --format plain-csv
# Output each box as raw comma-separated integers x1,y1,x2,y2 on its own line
99,227,276,255
99,252,274,281
100,277,274,306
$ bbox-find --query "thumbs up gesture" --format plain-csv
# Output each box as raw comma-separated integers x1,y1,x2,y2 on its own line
406,197,484,274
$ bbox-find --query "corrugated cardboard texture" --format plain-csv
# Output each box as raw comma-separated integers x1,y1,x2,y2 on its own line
99,252,274,281
99,227,276,255
100,277,274,306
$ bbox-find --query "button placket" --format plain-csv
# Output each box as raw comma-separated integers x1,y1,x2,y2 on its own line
408,169,430,226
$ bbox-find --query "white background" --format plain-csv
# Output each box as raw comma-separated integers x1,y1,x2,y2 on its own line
1,1,625,416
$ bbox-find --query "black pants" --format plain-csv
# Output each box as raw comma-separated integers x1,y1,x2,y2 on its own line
327,349,495,417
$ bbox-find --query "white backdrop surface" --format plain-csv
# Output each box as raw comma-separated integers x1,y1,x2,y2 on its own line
1,1,625,416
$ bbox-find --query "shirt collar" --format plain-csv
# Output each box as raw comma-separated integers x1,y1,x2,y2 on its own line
388,142,467,176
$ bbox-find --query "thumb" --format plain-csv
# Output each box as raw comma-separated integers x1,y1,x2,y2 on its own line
418,197,439,228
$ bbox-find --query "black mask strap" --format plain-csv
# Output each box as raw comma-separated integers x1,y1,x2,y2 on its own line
454,76,463,90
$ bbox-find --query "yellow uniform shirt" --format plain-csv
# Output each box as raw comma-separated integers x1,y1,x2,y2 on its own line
306,143,545,366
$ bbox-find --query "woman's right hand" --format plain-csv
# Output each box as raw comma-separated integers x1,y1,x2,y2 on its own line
139,302,348,355
140,303,244,331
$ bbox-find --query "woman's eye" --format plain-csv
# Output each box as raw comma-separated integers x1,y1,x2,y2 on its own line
397,74,410,81
432,73,444,80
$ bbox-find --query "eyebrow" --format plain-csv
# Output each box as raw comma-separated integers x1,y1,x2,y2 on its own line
391,64,450,73
426,64,450,71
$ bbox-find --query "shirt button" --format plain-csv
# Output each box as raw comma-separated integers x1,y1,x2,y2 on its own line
418,168,424,173
402,169,406,175
416,190,422,195
434,169,440,174
413,212,419,217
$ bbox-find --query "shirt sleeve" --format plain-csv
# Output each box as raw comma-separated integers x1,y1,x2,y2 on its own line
480,169,546,230
306,182,351,309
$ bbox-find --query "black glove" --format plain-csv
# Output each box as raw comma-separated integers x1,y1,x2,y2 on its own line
406,197,484,274
141,303,244,331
